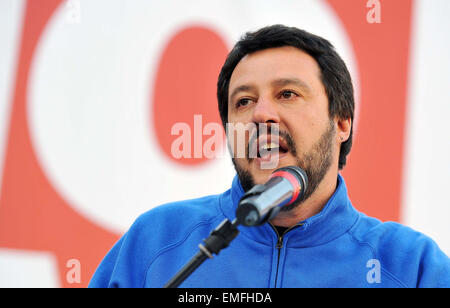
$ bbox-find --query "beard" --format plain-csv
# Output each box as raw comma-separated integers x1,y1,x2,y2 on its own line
231,120,336,213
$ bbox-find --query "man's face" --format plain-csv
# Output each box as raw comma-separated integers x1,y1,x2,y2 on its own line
227,46,339,208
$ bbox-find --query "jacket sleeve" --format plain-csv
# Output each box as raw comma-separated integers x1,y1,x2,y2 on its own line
362,221,450,287
88,208,167,288
416,237,450,288
88,235,126,288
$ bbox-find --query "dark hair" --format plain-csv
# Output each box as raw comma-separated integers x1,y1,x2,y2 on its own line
217,25,354,170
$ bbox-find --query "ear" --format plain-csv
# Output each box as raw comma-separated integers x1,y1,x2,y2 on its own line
335,117,351,143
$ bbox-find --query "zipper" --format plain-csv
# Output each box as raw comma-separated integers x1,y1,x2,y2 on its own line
269,222,303,288
274,233,283,287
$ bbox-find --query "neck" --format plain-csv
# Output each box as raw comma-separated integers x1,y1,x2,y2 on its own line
269,167,339,228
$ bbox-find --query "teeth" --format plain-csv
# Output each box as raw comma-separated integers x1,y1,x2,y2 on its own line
261,142,279,150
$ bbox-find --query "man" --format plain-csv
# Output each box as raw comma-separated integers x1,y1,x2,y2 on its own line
89,25,450,288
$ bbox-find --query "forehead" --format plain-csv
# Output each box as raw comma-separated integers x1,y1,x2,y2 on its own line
229,46,322,95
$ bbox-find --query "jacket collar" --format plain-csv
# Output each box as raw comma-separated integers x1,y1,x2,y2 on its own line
220,173,359,248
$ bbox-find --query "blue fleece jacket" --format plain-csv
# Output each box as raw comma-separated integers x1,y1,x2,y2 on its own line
89,175,450,288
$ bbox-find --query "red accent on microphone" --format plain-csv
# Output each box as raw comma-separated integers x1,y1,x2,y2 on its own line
269,170,301,204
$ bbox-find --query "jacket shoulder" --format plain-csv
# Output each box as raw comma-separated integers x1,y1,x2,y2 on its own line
131,193,225,243
89,193,225,287
349,214,450,287
138,194,223,224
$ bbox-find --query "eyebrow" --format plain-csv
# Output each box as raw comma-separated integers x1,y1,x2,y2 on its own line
229,77,312,103
271,77,311,93
229,85,256,103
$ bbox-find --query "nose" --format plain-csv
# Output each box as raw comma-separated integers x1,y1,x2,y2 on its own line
251,96,280,124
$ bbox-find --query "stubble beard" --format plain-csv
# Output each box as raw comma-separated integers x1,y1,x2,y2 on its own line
231,120,336,213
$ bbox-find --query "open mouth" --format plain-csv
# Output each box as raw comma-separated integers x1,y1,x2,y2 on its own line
250,135,289,160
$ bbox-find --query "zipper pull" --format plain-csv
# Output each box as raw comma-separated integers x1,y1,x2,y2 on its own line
276,236,283,249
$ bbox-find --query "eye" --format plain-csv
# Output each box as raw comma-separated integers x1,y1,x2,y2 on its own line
235,98,252,109
279,90,298,100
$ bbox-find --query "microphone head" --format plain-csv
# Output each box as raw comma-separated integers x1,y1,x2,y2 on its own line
269,166,308,205
236,166,309,226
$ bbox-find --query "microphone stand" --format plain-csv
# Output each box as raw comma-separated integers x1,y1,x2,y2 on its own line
163,218,240,288
163,184,279,288
163,166,306,288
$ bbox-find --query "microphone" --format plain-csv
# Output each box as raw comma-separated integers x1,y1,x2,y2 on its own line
236,166,308,226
